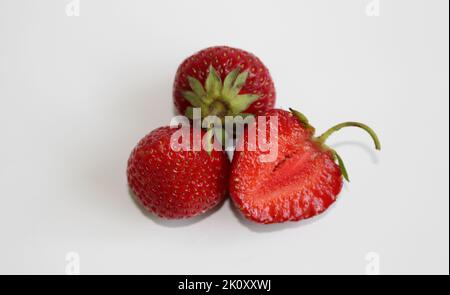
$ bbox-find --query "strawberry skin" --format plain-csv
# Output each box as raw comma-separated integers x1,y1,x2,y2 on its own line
173,46,276,119
127,126,230,219
230,109,343,224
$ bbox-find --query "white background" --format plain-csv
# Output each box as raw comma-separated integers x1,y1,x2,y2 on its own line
0,0,448,275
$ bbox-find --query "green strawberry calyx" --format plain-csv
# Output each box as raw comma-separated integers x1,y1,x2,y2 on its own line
183,65,260,120
289,108,381,182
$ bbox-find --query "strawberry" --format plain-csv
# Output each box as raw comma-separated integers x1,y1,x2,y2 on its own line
173,46,276,121
127,126,230,219
230,109,381,224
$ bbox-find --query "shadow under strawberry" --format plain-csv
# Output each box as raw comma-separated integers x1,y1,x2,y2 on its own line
227,198,340,233
128,188,227,228
331,141,380,165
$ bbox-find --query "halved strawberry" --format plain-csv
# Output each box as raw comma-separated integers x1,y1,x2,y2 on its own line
230,109,381,224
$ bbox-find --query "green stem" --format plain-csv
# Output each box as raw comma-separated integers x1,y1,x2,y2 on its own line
317,122,381,150
208,100,228,117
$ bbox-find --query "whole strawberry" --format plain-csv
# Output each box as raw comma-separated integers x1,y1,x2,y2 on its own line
173,46,276,120
127,126,230,219
230,109,381,224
